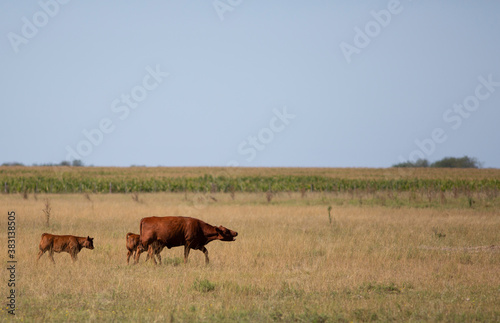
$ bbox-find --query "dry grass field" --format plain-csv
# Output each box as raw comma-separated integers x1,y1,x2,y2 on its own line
1,188,500,322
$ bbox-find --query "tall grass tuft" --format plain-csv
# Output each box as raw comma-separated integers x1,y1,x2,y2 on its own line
468,196,475,208
42,199,51,227
266,190,273,203
229,185,236,200
131,192,143,203
432,227,446,239
300,187,307,198
192,278,215,293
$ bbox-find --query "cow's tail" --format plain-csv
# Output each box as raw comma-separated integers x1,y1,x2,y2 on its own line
139,218,146,248
126,232,134,239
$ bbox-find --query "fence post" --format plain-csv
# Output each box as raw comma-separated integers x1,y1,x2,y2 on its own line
109,182,112,194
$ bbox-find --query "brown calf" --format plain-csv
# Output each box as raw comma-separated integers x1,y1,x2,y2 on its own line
37,233,94,263
126,232,164,265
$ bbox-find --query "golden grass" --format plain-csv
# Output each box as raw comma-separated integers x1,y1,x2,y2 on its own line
1,192,499,322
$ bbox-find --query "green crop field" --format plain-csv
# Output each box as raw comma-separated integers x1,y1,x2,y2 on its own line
1,166,499,196
1,167,499,322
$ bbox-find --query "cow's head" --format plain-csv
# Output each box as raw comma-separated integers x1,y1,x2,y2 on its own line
84,236,95,249
215,226,238,241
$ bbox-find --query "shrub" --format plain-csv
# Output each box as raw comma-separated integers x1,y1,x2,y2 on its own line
193,279,215,293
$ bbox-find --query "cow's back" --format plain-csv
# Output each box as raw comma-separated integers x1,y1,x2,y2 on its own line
140,216,202,248
55,235,74,252
46,235,79,252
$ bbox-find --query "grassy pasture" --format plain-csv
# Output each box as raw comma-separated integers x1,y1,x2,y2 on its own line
1,187,499,322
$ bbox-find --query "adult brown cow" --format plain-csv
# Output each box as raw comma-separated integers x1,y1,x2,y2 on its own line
137,216,238,265
126,232,164,265
37,233,94,263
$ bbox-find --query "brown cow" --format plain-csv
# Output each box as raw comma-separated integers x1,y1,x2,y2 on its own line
37,233,94,263
137,216,238,265
126,232,164,265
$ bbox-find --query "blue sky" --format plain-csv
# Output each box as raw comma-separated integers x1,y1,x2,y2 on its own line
1,1,499,167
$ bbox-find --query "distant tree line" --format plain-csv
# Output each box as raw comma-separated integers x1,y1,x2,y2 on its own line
1,160,84,167
0,157,483,169
393,156,481,168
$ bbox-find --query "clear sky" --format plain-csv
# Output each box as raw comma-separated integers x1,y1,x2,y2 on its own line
1,1,499,168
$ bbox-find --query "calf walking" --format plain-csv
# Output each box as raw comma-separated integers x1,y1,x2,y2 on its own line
37,233,94,263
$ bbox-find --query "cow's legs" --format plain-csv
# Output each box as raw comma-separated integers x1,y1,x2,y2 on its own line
71,252,78,262
148,245,158,265
126,250,132,264
144,252,159,264
36,249,45,262
201,246,209,265
184,245,191,263
134,248,142,264
48,250,56,264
